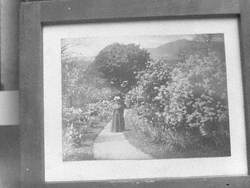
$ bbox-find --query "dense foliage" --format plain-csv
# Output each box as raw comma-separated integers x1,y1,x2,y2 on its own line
61,44,114,148
93,43,150,92
126,51,229,151
62,100,113,149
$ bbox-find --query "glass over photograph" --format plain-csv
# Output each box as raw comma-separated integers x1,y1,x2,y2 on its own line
61,33,230,161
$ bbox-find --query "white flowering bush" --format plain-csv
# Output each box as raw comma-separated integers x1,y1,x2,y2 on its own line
62,108,88,148
87,100,113,122
62,99,113,148
126,52,229,151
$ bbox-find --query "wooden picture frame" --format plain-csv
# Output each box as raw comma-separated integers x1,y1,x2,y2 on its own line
19,0,250,187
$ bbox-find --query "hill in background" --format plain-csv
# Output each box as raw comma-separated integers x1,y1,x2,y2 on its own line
147,39,225,61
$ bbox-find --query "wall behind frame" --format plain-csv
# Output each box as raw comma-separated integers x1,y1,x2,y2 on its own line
0,1,81,188
0,1,20,188
1,0,19,90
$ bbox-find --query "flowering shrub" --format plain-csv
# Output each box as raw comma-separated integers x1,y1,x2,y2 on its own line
87,100,113,122
126,52,230,151
62,108,87,148
62,99,113,148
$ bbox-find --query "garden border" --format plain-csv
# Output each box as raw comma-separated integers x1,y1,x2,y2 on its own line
19,0,250,187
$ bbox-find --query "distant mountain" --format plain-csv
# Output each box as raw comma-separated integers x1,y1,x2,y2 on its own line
147,39,225,61
147,39,191,60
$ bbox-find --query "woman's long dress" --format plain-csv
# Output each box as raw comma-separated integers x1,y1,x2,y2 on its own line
111,103,125,132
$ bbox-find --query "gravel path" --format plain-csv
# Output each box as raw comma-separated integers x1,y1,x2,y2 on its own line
93,121,152,160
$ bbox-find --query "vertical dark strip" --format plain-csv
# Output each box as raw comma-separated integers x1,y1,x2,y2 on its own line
20,2,43,188
0,126,20,188
1,0,20,90
0,0,2,90
239,0,250,175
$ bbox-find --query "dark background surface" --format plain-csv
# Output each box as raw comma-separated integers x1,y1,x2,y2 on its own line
0,0,19,90
0,126,19,188
1,0,20,188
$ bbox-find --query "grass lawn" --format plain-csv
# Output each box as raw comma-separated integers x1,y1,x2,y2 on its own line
63,121,107,161
124,110,231,159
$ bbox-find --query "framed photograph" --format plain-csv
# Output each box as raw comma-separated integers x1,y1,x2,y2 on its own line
20,0,250,187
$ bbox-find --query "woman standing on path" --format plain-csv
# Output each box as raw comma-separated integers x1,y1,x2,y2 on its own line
111,96,125,132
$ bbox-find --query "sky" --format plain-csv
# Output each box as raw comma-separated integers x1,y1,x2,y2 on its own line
61,34,194,58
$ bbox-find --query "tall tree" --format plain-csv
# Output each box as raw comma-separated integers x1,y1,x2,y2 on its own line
93,43,150,93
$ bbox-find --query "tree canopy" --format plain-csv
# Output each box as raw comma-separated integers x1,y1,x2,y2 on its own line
93,43,150,93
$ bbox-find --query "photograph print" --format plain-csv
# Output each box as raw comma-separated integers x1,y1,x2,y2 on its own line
61,33,230,161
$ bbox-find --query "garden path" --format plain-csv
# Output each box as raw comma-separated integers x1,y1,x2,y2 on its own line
93,121,152,160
